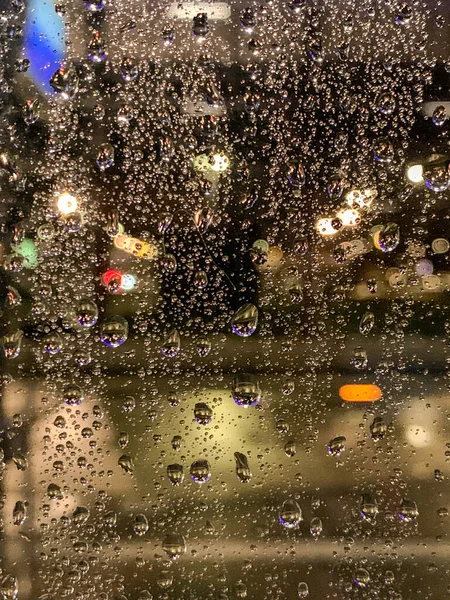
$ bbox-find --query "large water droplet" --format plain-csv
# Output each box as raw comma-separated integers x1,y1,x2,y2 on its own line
12,501,26,525
167,463,184,485
161,329,180,358
231,303,258,337
75,299,98,327
0,576,18,600
232,375,261,407
297,582,309,598
118,454,134,473
4,286,21,309
359,312,374,335
353,568,370,588
279,499,302,529
398,498,419,522
190,459,211,483
2,330,23,359
360,493,378,523
328,436,346,456
63,383,84,406
370,417,387,440
43,332,62,355
133,514,149,536
47,483,64,500
234,452,252,483
100,317,128,347
162,533,186,559
309,516,323,538
96,143,115,170
194,402,213,425
376,223,400,252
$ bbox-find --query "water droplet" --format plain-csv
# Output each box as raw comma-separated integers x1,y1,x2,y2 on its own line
88,31,108,62
374,137,394,163
63,384,84,406
193,208,214,233
118,454,134,474
12,452,27,471
231,303,258,337
161,253,177,273
121,397,135,415
157,212,173,234
194,402,213,425
161,329,180,358
118,432,129,448
352,347,368,370
287,161,305,189
309,516,323,538
423,159,450,192
4,286,21,309
75,299,98,327
2,330,23,359
96,143,115,170
73,506,90,524
284,440,296,457
12,501,26,525
328,436,346,456
434,469,444,482
370,417,387,441
360,493,378,523
0,576,18,600
100,316,128,347
194,270,208,289
162,533,186,559
196,337,211,357
190,459,211,483
279,499,302,529
49,65,79,99
376,223,400,252
432,105,448,126
281,379,295,395
234,452,252,483
171,436,182,451
232,375,261,407
192,13,210,40
359,312,374,335
398,498,418,522
43,332,62,355
119,56,139,82
167,463,184,485
353,568,370,588
297,582,309,598
133,514,149,536
377,92,396,115
47,483,64,500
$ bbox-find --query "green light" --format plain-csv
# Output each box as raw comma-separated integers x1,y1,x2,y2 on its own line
13,238,38,269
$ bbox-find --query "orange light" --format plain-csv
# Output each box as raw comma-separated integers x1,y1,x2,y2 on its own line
339,384,382,403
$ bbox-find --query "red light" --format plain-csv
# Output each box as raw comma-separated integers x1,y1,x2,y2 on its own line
102,269,123,294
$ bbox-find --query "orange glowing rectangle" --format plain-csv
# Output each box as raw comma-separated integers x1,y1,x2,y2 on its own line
339,384,382,402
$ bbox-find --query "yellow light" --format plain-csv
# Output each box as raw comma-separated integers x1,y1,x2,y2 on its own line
57,192,78,215
337,208,361,227
339,384,382,403
407,164,423,184
113,233,158,260
316,218,338,236
209,153,230,172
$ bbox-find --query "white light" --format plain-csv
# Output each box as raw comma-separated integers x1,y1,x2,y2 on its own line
316,218,338,236
407,164,423,184
57,192,78,215
337,208,360,227
346,188,376,208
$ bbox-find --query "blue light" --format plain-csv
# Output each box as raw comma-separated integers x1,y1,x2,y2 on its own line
24,0,65,93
